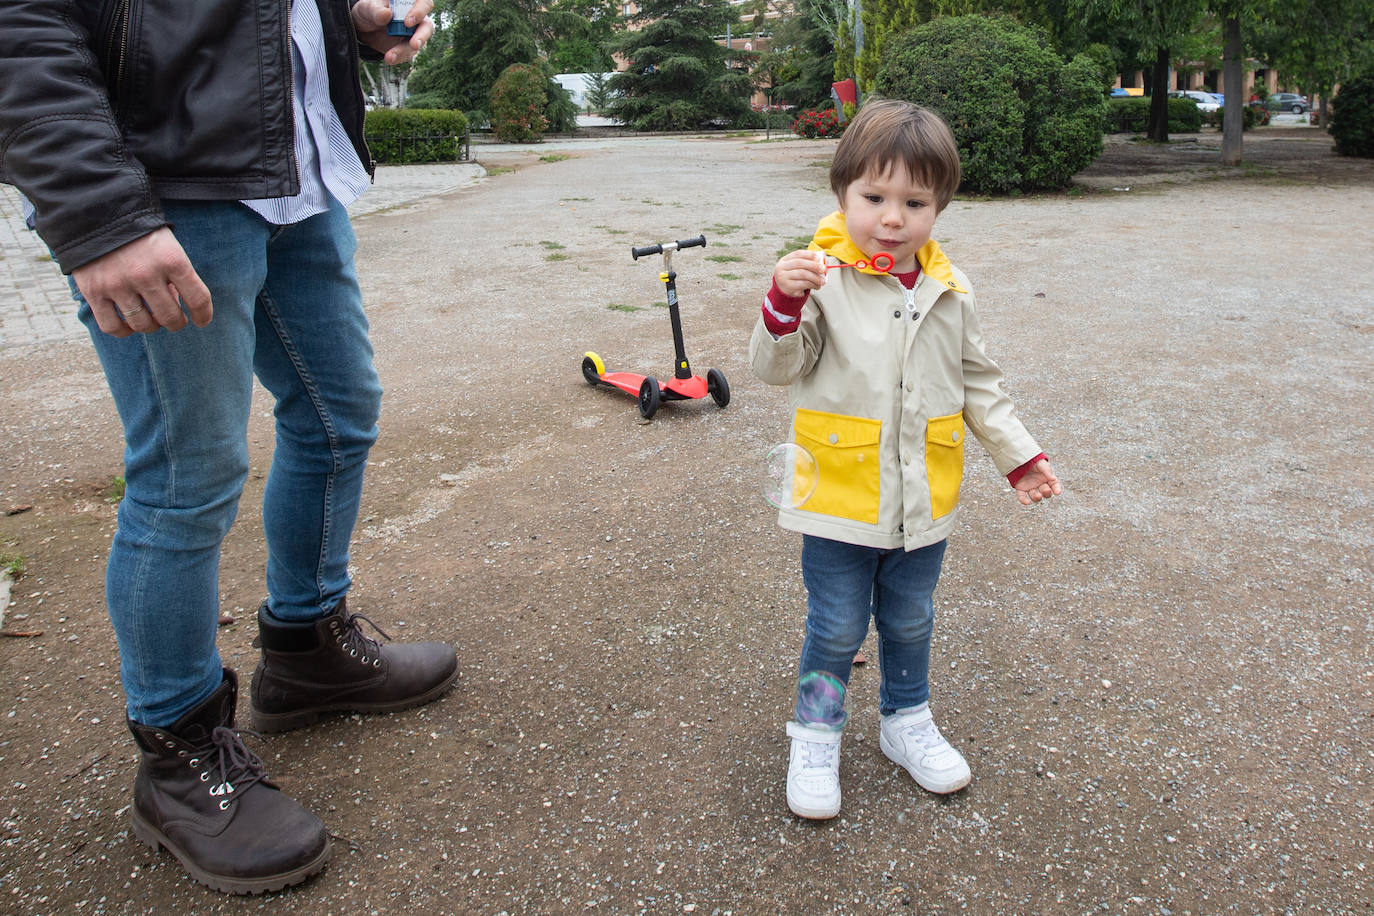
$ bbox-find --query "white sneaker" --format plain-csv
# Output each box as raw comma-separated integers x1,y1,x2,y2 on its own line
879,705,971,794
785,721,842,819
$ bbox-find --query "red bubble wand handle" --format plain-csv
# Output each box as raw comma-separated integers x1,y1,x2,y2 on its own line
824,251,895,274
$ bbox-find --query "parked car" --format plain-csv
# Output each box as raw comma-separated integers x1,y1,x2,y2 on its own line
1267,92,1310,113
1168,89,1221,112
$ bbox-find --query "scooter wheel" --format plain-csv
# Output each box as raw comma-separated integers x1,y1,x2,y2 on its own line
582,352,605,386
707,368,730,408
638,377,661,419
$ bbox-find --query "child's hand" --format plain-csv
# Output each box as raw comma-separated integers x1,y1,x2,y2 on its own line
1013,459,1062,506
773,250,826,299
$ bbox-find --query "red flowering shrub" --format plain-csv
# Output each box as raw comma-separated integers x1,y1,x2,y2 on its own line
791,107,845,139
491,64,549,143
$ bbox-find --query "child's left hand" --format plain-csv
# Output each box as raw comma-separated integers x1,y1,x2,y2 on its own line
1013,459,1062,506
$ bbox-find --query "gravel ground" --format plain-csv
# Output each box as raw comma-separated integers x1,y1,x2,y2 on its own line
1,126,1371,914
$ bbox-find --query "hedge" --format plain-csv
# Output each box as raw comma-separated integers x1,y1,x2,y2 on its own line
364,108,470,164
1105,97,1204,134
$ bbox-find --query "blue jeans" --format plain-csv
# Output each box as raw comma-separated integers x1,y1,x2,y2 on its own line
77,199,381,727
797,535,947,718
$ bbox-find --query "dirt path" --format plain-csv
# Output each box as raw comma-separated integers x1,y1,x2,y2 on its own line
1,130,1371,914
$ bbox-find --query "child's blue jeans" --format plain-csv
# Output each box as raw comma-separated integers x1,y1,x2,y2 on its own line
797,535,947,719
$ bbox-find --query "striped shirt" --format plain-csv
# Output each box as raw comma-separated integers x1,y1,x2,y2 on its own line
241,0,370,224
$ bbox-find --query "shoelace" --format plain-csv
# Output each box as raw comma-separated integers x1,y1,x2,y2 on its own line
204,725,270,800
901,720,948,752
799,738,838,769
340,611,392,658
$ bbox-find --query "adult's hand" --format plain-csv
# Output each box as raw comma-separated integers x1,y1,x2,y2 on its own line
351,0,434,65
72,228,213,338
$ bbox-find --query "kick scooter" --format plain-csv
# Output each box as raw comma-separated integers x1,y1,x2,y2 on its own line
581,234,730,419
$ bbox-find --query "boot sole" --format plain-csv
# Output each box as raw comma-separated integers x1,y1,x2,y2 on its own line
130,807,331,894
879,731,971,795
249,667,460,733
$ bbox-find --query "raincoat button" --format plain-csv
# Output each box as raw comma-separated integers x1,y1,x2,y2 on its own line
828,433,838,444
893,310,901,318
911,311,920,321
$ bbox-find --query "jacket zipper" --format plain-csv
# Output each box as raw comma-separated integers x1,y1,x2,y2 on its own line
282,0,300,189
104,0,131,99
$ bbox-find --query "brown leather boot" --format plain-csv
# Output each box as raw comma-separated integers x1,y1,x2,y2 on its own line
127,669,331,894
249,597,459,732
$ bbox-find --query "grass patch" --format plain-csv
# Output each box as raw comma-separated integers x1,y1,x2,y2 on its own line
540,240,566,249
1,552,25,580
561,196,591,201
607,303,643,313
540,154,571,163
640,198,664,206
705,254,744,263
106,476,126,504
718,273,743,281
485,166,515,176
706,223,744,236
775,235,814,258
545,253,572,261
34,253,52,263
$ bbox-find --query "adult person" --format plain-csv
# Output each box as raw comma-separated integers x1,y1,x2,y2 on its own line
0,0,458,894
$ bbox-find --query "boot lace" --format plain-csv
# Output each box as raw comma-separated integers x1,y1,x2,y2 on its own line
197,726,270,808
338,611,392,665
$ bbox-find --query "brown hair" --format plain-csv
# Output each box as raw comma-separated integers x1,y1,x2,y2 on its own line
829,100,961,212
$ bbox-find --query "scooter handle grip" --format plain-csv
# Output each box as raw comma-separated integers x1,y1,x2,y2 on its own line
631,234,708,260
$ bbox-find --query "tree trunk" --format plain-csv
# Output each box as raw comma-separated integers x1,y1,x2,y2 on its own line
1221,16,1243,166
1147,47,1171,143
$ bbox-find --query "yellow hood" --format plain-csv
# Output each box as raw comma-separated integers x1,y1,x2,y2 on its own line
809,211,967,293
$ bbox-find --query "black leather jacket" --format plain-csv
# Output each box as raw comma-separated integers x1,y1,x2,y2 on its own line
0,0,372,273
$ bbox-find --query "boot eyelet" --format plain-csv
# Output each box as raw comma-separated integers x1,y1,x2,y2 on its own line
188,758,199,767
200,772,210,782
177,750,187,757
373,659,382,668
350,649,357,657
361,655,368,664
164,741,175,749
219,799,231,810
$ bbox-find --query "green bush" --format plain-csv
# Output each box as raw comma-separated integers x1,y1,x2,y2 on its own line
873,15,1105,195
1202,103,1266,131
1106,97,1204,134
1331,72,1374,157
491,63,549,143
364,108,469,164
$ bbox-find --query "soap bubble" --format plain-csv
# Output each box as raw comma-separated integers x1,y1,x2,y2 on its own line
762,443,818,509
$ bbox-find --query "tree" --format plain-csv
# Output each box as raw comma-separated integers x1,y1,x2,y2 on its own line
604,0,753,131
545,0,623,74
406,0,585,129
1067,0,1203,142
360,61,412,109
1247,0,1374,128
780,0,845,108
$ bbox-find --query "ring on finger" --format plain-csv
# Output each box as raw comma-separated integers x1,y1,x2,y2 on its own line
118,303,147,319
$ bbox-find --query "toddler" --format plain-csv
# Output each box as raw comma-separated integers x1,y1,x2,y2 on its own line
749,99,1061,819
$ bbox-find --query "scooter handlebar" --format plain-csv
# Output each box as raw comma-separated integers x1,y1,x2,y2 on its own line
631,234,707,260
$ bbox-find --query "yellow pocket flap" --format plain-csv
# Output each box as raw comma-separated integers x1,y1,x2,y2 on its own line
794,408,881,450
926,412,965,449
